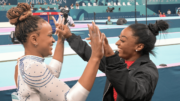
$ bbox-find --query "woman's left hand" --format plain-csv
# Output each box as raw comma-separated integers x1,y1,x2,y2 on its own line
52,14,65,42
86,24,114,57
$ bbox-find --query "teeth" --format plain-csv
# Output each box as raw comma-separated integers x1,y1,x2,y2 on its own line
117,48,121,51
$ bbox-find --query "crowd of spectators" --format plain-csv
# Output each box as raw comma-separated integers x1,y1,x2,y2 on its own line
28,0,80,11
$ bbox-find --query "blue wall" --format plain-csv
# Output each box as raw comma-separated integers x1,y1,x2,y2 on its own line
1,65,180,101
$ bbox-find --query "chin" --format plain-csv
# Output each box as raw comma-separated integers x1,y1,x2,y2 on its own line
118,53,126,59
118,53,122,57
49,52,52,56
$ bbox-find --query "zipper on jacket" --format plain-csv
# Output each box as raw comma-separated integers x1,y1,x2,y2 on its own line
102,83,111,101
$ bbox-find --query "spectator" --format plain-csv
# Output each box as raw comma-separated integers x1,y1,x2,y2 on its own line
57,13,75,27
64,5,69,10
3,3,6,5
39,7,42,10
106,7,110,12
162,13,166,17
46,6,50,10
38,2,40,5
56,0,60,9
8,3,11,5
76,3,79,9
158,10,161,14
153,13,156,15
167,9,171,14
159,12,163,17
70,4,74,9
106,16,113,25
177,10,180,14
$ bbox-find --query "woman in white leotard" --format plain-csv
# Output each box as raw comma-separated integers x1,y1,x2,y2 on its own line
8,3,105,101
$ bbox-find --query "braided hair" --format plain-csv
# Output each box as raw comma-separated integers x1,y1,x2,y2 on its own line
129,20,169,56
7,3,45,43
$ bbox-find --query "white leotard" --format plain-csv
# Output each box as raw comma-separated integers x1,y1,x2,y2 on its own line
17,55,89,101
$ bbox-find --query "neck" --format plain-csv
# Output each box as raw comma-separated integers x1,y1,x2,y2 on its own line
24,47,43,58
125,54,141,61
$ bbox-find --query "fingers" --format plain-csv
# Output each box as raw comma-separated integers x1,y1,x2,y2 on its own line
56,28,63,35
52,16,57,24
87,24,92,39
88,42,91,45
101,33,105,43
95,26,100,40
85,37,90,40
61,18,65,30
58,14,62,24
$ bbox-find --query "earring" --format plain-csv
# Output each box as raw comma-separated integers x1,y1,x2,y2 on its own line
35,43,38,47
136,50,138,52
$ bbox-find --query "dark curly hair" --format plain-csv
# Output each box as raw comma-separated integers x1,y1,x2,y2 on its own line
6,3,45,43
129,20,169,56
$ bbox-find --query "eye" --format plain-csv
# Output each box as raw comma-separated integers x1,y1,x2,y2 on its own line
48,34,53,37
120,39,125,43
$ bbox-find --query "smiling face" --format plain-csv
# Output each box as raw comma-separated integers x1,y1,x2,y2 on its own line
36,22,55,57
27,21,55,57
115,27,144,60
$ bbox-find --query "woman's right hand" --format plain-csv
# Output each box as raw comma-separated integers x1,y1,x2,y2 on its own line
88,22,104,60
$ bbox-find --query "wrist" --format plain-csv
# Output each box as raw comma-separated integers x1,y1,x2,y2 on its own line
57,38,64,44
105,45,114,57
65,33,72,38
90,55,101,61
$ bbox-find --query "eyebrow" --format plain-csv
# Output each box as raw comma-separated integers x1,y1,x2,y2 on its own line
120,35,128,39
48,31,53,34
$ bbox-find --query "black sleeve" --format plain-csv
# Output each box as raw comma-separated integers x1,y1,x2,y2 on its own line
105,53,155,100
106,21,107,25
66,33,106,73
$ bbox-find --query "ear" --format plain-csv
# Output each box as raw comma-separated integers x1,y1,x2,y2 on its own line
135,43,144,52
29,33,39,46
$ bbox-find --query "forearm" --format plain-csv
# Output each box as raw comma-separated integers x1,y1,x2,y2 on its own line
67,33,92,61
78,57,100,91
104,44,115,57
67,33,106,72
53,39,64,62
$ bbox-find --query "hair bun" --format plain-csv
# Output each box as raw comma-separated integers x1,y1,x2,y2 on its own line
6,3,31,25
148,20,169,36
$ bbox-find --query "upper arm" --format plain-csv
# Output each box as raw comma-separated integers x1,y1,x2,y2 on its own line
47,59,62,78
14,64,18,87
22,62,70,100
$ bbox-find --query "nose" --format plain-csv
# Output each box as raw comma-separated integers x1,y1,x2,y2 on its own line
52,37,55,43
116,40,120,46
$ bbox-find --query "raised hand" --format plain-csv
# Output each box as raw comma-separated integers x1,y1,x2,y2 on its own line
52,14,65,42
88,22,104,60
52,14,72,39
86,23,114,57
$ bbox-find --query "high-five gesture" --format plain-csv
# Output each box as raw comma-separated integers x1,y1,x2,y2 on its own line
88,22,105,60
52,15,72,39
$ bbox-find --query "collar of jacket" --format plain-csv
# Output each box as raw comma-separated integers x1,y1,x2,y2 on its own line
127,54,150,70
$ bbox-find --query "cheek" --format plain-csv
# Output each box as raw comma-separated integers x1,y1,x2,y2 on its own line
119,42,134,56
